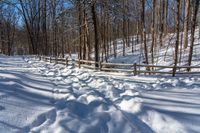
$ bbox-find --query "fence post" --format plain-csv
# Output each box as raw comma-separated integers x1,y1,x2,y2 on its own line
99,61,102,71
50,57,51,63
66,57,68,66
78,59,81,68
172,65,176,77
134,63,137,76
55,57,58,64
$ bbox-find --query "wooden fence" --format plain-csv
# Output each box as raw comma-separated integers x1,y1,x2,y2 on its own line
37,56,200,76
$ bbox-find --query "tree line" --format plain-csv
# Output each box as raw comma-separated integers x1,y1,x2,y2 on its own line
0,0,200,70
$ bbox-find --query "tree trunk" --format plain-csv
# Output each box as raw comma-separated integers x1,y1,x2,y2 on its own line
183,0,190,49
187,0,200,71
151,0,156,65
141,0,149,66
173,0,180,77
91,2,99,67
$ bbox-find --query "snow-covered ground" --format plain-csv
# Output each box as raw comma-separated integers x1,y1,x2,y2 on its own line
109,30,200,67
65,29,200,74
0,55,200,133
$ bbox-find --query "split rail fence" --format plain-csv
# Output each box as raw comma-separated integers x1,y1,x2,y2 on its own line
37,56,200,76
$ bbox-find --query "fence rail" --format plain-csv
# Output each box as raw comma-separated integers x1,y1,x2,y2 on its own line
37,56,200,76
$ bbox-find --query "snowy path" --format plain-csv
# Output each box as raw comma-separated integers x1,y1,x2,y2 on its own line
0,56,200,133
0,56,56,132
26,57,154,133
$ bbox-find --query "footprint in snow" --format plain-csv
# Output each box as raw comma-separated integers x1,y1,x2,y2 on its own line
0,106,5,111
72,77,79,82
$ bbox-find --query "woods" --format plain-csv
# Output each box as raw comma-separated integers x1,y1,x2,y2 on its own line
0,0,200,70
1,1,200,132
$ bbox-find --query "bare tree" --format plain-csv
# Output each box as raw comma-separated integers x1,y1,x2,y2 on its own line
91,1,99,67
151,0,156,65
187,0,200,71
141,0,149,66
183,0,190,49
173,0,180,77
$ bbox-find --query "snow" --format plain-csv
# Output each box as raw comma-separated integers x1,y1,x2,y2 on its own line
0,54,200,133
117,98,142,113
1,29,200,133
105,30,200,74
1,14,200,132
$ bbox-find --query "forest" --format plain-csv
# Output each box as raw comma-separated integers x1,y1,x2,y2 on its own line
0,0,199,68
1,1,200,133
